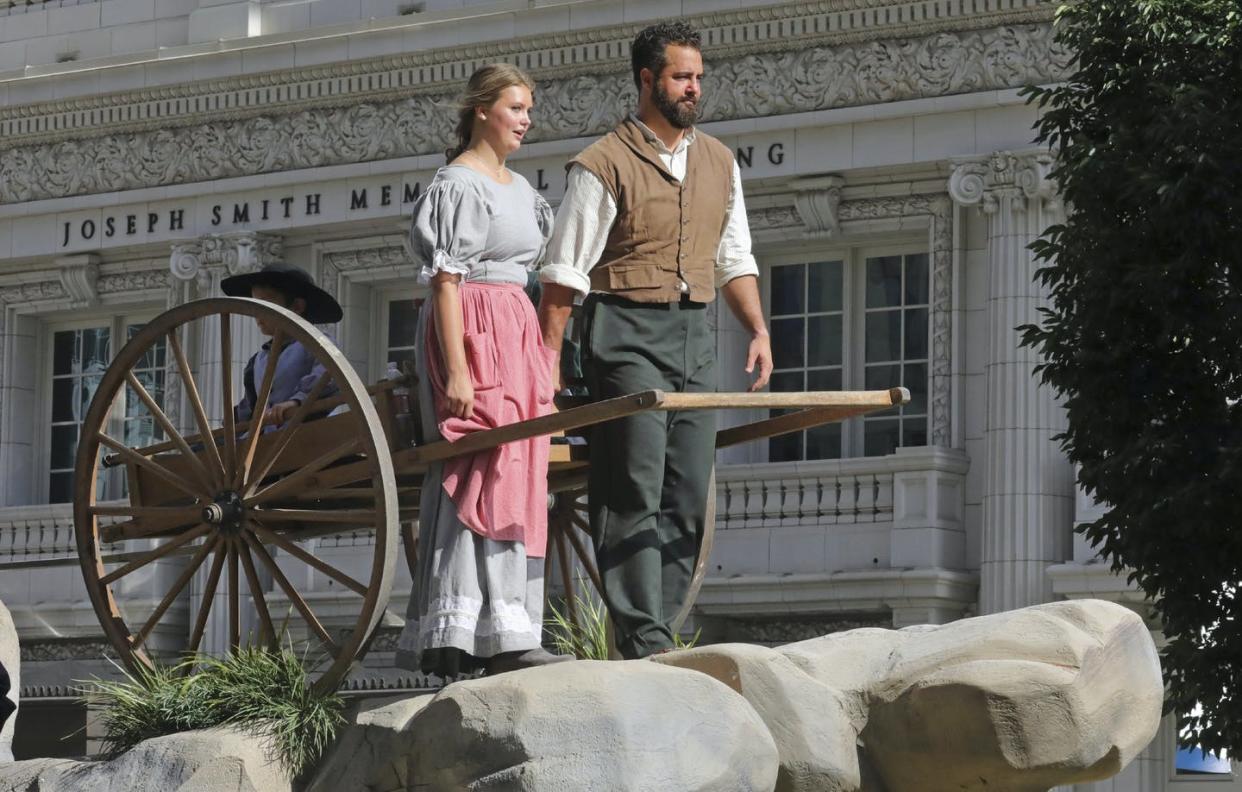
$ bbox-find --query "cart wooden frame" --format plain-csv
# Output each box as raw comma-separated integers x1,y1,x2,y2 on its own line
6,297,907,693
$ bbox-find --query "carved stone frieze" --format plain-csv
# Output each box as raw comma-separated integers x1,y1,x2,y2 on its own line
748,205,803,231
0,23,1068,204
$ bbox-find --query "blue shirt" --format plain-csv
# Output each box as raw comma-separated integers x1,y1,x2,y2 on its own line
233,339,337,425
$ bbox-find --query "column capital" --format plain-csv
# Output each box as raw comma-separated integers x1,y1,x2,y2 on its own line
169,232,284,287
949,150,1058,214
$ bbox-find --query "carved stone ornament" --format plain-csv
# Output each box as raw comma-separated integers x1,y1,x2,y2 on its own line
168,232,285,289
55,254,100,307
792,176,846,238
0,23,1070,204
948,150,1058,214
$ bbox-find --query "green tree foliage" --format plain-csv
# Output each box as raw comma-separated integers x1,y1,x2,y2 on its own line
1022,0,1242,755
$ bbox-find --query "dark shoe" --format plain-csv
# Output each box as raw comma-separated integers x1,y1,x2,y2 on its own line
485,648,573,675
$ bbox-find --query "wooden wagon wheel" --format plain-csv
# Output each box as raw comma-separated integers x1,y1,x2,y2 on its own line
546,466,716,643
73,297,398,695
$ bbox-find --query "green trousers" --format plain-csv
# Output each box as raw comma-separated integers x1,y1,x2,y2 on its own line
582,294,716,659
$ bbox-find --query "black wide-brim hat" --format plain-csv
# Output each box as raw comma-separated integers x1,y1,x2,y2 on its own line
221,263,343,325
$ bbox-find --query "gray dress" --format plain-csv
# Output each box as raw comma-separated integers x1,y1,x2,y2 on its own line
395,165,554,674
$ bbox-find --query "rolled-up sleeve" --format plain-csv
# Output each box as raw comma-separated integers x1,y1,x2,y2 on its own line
409,179,490,285
538,165,616,297
715,161,759,287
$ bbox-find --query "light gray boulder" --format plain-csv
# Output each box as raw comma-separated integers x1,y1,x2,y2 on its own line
306,693,434,792
0,727,290,792
408,659,780,792
653,642,862,792
777,600,1163,792
0,599,17,763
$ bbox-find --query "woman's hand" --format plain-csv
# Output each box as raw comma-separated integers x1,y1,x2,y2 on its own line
445,371,475,419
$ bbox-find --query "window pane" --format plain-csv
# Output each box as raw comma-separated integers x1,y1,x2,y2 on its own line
865,311,901,363
806,423,842,460
807,315,842,367
53,331,76,375
904,363,929,415
865,364,901,391
771,318,805,370
905,253,930,305
904,308,929,359
770,370,804,393
50,425,78,469
52,378,76,423
770,264,805,316
903,417,928,447
81,375,103,418
865,256,903,309
807,260,842,313
82,327,111,374
387,349,416,366
807,368,842,391
388,300,420,349
125,417,158,448
49,472,73,504
769,426,803,462
864,419,900,457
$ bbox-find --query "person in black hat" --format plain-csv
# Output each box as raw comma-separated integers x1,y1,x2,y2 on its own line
221,263,342,429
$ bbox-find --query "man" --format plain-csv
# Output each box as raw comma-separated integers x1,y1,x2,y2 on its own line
538,21,773,659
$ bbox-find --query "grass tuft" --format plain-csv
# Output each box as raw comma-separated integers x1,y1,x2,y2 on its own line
80,645,344,780
545,577,700,659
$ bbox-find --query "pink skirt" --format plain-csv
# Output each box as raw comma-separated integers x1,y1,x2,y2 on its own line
423,282,557,557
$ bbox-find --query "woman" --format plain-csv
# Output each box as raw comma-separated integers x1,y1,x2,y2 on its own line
395,64,565,676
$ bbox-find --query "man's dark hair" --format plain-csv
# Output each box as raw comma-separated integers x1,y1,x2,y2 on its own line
631,22,701,91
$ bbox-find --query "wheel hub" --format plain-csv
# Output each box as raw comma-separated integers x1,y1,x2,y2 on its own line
202,491,245,534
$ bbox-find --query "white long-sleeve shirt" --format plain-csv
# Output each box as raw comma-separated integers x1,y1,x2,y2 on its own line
539,118,759,296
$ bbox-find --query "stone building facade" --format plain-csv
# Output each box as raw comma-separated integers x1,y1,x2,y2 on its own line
0,0,1233,785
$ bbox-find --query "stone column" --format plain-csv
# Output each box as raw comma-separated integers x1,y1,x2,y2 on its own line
949,151,1074,614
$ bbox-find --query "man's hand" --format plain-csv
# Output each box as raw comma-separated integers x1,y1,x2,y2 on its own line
444,372,475,420
264,400,300,426
745,331,773,392
720,275,773,392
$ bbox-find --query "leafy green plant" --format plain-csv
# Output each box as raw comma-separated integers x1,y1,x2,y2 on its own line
81,646,344,780
1020,0,1242,756
545,579,701,659
546,583,611,660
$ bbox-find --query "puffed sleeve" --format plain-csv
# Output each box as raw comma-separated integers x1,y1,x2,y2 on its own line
532,191,555,269
408,177,491,285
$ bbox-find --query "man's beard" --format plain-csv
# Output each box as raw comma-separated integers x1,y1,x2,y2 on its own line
654,83,699,129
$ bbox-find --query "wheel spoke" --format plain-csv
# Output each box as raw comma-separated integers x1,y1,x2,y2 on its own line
236,329,285,489
125,370,217,494
99,523,213,586
168,328,226,490
240,531,341,657
245,436,362,506
561,510,604,594
227,538,240,651
131,535,221,651
238,538,277,648
99,506,205,543
245,370,333,495
552,525,578,631
98,433,208,500
249,520,368,596
220,314,238,485
187,540,228,658
250,508,376,525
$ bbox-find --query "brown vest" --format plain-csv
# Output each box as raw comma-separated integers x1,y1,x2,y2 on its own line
570,118,734,303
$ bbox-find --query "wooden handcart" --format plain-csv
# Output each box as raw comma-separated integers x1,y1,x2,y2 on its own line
56,297,907,693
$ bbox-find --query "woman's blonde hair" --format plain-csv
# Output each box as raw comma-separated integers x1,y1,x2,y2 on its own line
446,63,536,164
